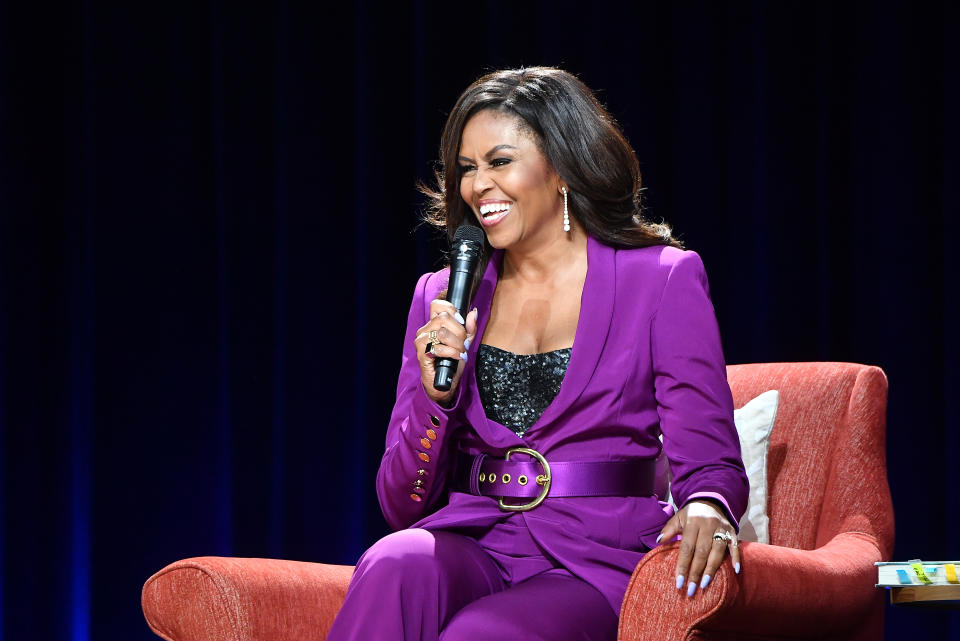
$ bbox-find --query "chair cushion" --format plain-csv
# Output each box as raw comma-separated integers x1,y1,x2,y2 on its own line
733,389,779,543
659,389,778,543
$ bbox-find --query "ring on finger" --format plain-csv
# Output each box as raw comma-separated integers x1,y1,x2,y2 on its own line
712,530,733,544
428,329,439,342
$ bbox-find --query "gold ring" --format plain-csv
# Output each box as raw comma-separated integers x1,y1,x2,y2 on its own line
428,330,439,342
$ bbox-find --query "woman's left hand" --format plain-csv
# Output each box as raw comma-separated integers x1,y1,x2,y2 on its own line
656,500,740,597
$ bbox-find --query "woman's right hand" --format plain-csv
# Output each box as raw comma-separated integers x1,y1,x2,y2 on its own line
414,300,478,407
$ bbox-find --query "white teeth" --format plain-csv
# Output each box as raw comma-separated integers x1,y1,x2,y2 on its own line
480,202,512,215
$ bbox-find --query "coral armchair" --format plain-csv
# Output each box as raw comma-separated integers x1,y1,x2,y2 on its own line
142,362,894,641
619,362,894,640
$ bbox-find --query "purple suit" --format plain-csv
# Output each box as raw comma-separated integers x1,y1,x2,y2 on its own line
327,236,748,640
376,235,748,611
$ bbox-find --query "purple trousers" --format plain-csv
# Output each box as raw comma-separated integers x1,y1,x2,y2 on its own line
325,527,618,641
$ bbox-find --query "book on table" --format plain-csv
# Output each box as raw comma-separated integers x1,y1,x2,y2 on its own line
876,560,960,587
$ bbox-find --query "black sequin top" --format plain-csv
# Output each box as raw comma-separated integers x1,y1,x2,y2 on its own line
475,343,572,436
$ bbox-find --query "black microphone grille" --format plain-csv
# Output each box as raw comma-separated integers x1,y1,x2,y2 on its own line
453,224,485,246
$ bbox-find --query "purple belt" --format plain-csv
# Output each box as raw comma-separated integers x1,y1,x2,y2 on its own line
453,447,657,512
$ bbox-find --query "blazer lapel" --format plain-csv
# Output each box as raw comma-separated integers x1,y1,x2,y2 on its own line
462,236,616,444
524,235,615,436
461,249,521,448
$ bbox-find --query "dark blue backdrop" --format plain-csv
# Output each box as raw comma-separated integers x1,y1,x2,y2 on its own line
0,1,957,639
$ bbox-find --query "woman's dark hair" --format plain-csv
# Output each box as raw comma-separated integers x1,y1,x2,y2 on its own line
419,66,681,288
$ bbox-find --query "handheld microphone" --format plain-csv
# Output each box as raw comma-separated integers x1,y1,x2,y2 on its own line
433,224,485,391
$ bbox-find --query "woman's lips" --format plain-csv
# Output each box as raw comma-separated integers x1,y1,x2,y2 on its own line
478,206,511,228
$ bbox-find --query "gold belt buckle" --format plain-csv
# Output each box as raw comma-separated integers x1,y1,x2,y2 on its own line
498,447,552,512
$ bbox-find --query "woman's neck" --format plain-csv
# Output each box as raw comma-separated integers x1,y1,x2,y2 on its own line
501,227,589,286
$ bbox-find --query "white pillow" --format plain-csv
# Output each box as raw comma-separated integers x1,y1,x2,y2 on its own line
732,389,779,544
658,389,779,544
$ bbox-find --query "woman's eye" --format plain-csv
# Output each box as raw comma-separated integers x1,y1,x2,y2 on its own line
457,159,509,174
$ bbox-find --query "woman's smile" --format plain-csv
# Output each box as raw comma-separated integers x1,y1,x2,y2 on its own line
477,200,513,227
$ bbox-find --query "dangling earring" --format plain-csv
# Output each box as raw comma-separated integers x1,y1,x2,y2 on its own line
561,187,571,232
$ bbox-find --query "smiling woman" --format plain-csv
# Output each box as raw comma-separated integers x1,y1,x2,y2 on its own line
325,67,749,641
421,67,679,301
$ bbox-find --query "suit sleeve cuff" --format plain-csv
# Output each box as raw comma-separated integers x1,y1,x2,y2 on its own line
402,378,463,480
684,491,741,532
413,375,465,418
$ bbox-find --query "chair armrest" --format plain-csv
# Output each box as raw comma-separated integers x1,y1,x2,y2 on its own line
618,532,884,641
141,557,353,641
618,541,740,641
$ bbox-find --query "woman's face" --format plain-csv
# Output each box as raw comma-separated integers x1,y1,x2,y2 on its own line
457,110,563,251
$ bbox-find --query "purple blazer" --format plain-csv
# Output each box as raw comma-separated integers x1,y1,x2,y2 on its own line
376,235,748,614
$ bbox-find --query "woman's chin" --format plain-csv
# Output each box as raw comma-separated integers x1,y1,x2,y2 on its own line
482,229,516,250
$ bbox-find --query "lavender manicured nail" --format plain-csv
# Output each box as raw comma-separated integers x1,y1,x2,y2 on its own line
464,337,472,350
675,575,684,590
700,574,711,589
655,533,664,544
734,562,741,575
687,581,697,597
454,311,465,324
